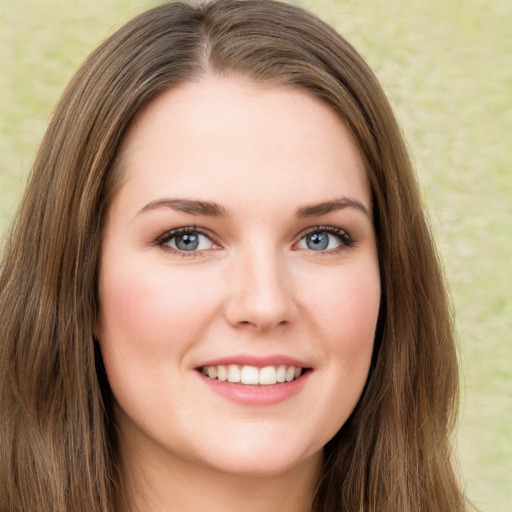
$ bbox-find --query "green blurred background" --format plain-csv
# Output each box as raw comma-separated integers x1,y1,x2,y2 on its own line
1,1,510,510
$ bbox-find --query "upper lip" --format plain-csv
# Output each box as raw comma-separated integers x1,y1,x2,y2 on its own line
196,354,312,369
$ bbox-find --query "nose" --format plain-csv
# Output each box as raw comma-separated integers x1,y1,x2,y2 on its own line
224,247,298,332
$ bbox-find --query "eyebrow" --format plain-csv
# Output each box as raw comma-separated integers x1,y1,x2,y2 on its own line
137,198,229,217
295,197,371,219
136,196,371,220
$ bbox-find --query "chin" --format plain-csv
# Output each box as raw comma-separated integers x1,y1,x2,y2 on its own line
195,435,323,478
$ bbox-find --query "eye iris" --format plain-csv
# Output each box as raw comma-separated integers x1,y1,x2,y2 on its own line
175,233,199,251
306,232,329,251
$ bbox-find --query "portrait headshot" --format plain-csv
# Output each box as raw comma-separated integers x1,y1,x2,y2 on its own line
1,1,510,511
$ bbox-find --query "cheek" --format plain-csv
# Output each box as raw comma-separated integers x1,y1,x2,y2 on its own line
330,272,379,373
95,257,222,396
305,260,380,348
96,259,222,426
98,261,213,346
302,260,380,410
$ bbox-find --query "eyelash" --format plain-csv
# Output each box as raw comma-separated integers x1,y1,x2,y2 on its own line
297,225,356,252
155,226,218,257
155,225,356,257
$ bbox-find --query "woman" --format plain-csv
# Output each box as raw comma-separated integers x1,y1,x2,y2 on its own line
0,1,466,511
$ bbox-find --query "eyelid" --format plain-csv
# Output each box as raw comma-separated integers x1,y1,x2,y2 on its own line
294,225,355,251
154,224,355,257
155,226,221,255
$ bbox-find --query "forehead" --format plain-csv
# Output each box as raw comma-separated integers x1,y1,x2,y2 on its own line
114,75,370,214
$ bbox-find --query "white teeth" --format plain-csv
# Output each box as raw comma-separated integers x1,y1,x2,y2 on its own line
217,365,228,382
240,366,259,385
201,364,305,385
227,364,241,383
276,365,287,383
259,366,277,385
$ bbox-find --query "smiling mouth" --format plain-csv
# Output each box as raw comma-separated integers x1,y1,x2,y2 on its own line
199,364,309,386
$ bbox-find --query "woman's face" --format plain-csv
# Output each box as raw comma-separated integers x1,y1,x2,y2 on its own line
97,76,380,478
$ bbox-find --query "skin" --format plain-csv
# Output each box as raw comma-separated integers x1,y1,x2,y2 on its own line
97,75,381,512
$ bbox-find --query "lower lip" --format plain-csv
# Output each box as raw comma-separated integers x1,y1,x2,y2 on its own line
198,371,311,406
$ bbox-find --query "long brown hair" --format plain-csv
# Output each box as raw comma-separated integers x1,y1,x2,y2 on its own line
0,1,465,510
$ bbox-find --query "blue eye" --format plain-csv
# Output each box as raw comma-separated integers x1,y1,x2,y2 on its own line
159,229,216,253
297,228,352,252
304,232,331,250
173,233,201,251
